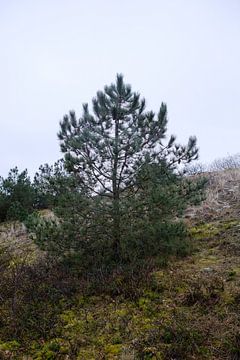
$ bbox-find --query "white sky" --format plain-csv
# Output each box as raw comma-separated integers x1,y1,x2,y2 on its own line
0,0,240,177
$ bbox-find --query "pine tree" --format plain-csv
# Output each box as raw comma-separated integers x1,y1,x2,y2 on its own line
58,74,199,261
33,159,80,209
0,167,35,222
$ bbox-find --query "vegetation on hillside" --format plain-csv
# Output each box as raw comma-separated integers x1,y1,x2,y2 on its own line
0,76,239,359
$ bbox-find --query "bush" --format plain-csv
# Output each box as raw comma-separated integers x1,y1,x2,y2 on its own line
0,249,78,343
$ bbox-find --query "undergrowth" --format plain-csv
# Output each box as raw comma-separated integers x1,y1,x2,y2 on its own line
0,219,240,359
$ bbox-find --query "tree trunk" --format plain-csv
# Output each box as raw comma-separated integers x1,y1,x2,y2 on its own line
112,114,120,261
112,197,120,261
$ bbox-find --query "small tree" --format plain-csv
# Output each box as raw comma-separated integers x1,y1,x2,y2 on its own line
57,74,201,261
0,167,35,222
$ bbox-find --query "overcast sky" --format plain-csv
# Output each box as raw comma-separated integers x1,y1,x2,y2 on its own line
0,0,239,177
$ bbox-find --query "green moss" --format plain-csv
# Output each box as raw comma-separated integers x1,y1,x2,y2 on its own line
190,220,240,240
77,348,99,359
105,344,122,356
0,340,20,351
190,222,221,239
29,339,69,360
115,308,128,317
140,347,163,359
111,333,122,345
231,266,240,275
197,255,220,266
143,290,161,300
175,285,188,294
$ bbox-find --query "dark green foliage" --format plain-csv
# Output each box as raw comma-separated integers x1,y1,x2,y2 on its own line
28,74,205,263
0,167,35,222
33,159,81,209
58,75,198,194
22,75,206,267
0,162,80,223
119,162,207,259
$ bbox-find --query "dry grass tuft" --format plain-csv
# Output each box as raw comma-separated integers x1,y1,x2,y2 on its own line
186,168,240,222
